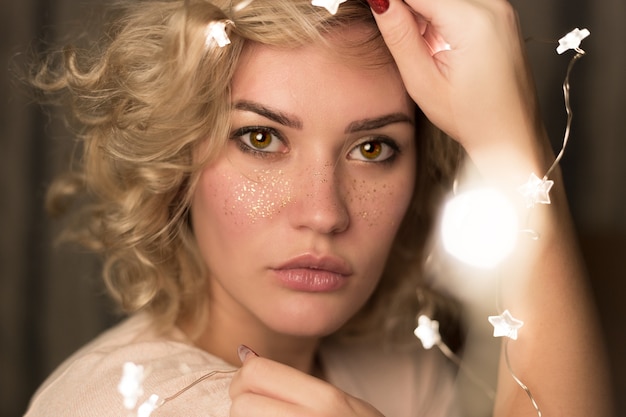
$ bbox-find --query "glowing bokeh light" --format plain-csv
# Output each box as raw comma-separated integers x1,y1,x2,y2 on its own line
441,188,519,269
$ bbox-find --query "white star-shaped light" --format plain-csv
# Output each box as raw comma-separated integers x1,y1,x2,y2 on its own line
311,0,348,15
137,394,163,417
205,20,232,48
556,28,590,54
414,315,442,349
518,173,554,208
488,310,524,340
118,362,146,410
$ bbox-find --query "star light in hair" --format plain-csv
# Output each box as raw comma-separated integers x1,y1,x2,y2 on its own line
556,28,590,54
311,0,348,15
488,310,524,340
233,0,255,12
205,20,233,48
518,173,554,208
414,315,442,349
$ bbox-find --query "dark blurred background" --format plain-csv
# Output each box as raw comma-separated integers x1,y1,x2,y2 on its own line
1,0,624,416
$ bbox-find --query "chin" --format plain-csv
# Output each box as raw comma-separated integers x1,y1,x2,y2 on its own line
264,307,351,339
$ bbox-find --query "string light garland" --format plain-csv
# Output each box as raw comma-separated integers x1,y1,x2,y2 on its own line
420,27,590,417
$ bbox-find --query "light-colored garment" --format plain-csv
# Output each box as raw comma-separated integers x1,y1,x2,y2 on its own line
24,313,457,417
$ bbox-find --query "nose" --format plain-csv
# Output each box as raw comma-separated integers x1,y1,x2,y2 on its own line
288,162,349,235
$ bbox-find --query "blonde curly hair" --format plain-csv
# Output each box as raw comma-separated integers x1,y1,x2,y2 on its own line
32,0,461,341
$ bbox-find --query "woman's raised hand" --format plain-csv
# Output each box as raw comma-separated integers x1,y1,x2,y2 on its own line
370,0,546,171
229,352,384,417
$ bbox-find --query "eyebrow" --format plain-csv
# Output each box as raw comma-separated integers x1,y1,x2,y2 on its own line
344,113,414,134
232,100,413,133
233,100,303,129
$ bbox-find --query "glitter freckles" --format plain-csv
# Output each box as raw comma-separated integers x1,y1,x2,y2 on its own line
225,169,292,222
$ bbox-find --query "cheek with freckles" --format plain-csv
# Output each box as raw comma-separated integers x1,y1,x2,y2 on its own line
346,178,405,229
220,168,293,224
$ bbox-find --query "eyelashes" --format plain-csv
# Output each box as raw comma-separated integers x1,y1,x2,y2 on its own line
231,126,287,157
230,125,401,164
348,137,400,163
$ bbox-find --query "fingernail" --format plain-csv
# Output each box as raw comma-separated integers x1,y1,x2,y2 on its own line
237,344,259,363
367,0,390,14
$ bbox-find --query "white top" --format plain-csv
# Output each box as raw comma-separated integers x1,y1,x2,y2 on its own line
24,313,458,417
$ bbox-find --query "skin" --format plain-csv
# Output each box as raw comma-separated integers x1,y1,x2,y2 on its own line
190,27,416,380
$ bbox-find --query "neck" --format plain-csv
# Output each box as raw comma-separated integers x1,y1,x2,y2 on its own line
178,299,321,375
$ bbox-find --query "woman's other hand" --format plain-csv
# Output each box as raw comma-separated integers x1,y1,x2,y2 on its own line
229,352,384,417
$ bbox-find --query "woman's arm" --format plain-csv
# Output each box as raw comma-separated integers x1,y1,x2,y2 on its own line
370,0,613,415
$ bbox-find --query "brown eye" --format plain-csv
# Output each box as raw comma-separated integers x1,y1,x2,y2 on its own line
249,129,273,149
348,139,397,162
233,126,287,154
359,141,382,160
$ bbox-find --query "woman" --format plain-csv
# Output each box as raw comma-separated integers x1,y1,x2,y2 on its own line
24,0,612,416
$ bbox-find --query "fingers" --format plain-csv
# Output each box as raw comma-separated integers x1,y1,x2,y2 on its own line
370,0,434,75
230,356,337,410
369,0,536,146
229,355,385,417
230,392,305,417
369,0,449,119
230,391,383,417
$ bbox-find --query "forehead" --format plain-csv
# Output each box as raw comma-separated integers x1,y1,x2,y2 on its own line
231,26,409,117
239,22,394,73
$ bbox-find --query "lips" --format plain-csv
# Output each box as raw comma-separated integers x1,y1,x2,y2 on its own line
272,254,353,292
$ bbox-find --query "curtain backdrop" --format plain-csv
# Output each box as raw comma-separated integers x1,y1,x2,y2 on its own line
2,0,624,416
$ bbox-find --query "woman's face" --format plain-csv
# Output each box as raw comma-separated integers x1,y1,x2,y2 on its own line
191,30,417,338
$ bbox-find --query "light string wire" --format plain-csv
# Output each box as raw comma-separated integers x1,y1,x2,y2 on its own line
495,270,544,417
161,369,237,404
501,44,586,417
544,47,586,180
504,339,543,417
435,340,497,400
119,367,237,416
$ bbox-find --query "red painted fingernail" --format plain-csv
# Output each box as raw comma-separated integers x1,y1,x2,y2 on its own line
367,0,390,14
237,344,259,363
